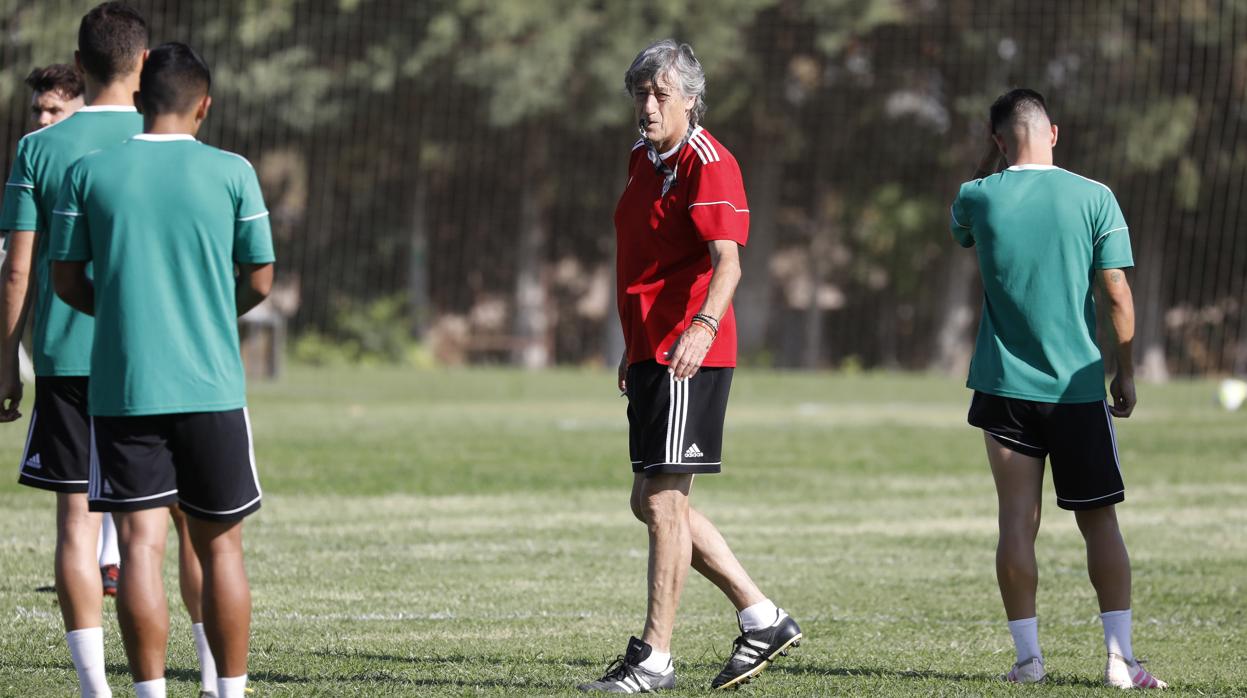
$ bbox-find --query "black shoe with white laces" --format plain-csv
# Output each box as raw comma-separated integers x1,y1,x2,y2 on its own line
710,611,802,690
578,636,676,693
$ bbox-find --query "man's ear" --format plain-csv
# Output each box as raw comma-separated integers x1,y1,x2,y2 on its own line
1050,123,1059,148
992,133,1008,156
196,94,212,122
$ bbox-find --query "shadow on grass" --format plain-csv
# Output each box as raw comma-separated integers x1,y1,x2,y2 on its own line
772,663,1106,688
310,648,602,668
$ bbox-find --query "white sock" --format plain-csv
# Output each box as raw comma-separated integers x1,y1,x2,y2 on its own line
638,649,671,674
191,623,218,691
1101,609,1134,661
133,678,166,698
217,674,248,698
97,515,120,567
1007,617,1042,663
65,627,111,697
738,599,782,632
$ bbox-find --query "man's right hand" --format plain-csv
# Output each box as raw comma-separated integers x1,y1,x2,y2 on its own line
1109,373,1136,418
0,370,23,422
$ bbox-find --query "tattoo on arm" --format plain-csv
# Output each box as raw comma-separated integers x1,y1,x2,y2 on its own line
1110,271,1122,284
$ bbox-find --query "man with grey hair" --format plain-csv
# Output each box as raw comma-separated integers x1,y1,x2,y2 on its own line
578,39,801,693
951,88,1167,689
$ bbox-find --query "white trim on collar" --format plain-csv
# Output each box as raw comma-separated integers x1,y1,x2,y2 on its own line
77,105,138,113
1006,164,1057,171
660,125,703,160
132,133,196,142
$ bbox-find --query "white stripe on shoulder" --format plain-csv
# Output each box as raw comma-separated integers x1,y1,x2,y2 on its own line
688,200,749,213
1094,225,1129,245
1060,168,1113,193
52,209,82,217
238,211,270,222
687,136,712,164
223,150,256,169
692,132,720,162
4,182,34,189
632,138,646,151
18,119,65,141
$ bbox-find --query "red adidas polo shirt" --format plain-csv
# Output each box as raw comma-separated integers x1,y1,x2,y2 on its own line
615,126,750,368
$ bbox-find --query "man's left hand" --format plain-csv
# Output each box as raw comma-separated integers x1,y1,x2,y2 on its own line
667,322,714,380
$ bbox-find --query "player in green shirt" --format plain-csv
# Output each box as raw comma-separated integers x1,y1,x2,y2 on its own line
51,42,273,698
951,89,1166,689
0,6,216,698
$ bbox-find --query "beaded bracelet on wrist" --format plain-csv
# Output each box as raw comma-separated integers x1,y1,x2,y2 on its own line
691,312,720,333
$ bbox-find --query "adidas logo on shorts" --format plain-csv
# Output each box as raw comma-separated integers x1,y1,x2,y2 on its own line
24,453,42,470
683,443,704,459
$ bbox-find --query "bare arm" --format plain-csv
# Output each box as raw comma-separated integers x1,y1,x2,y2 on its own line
1096,267,1136,417
0,231,35,421
667,239,742,379
236,263,274,317
52,261,94,317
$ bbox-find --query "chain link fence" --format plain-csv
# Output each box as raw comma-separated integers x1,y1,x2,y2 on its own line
3,0,1244,376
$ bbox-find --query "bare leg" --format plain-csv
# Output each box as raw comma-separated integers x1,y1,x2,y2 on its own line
114,509,171,682
637,474,693,653
186,518,250,679
54,493,104,631
1075,505,1131,612
984,433,1045,620
689,508,765,611
170,506,205,623
631,475,765,612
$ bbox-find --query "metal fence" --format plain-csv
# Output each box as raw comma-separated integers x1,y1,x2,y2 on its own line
2,0,1244,377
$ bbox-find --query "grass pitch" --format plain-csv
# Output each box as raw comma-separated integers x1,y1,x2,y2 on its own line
1,367,1244,696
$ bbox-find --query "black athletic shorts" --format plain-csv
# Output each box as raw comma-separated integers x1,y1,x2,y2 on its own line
968,391,1125,510
89,408,262,522
18,376,91,493
626,360,732,476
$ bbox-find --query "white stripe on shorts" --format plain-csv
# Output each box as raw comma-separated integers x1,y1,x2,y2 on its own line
1102,400,1123,477
18,408,37,477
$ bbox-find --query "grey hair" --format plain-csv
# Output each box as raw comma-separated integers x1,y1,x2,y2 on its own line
624,39,707,126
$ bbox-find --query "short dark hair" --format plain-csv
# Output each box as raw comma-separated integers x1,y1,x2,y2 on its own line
138,42,212,116
989,88,1050,134
78,2,148,84
25,64,85,99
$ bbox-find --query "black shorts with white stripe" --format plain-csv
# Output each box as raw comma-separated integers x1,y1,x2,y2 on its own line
626,360,732,476
17,377,91,493
967,391,1125,510
89,408,262,522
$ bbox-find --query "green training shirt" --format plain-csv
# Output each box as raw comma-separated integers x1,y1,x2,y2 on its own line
950,164,1133,403
0,107,142,376
50,133,274,416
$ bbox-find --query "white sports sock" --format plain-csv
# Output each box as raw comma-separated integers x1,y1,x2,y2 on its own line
638,649,671,674
191,623,218,691
97,515,120,568
1101,609,1134,661
65,627,111,697
217,674,248,698
738,599,781,632
1007,617,1042,663
132,678,166,698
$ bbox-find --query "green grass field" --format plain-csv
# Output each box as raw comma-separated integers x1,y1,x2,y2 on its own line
1,367,1244,696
